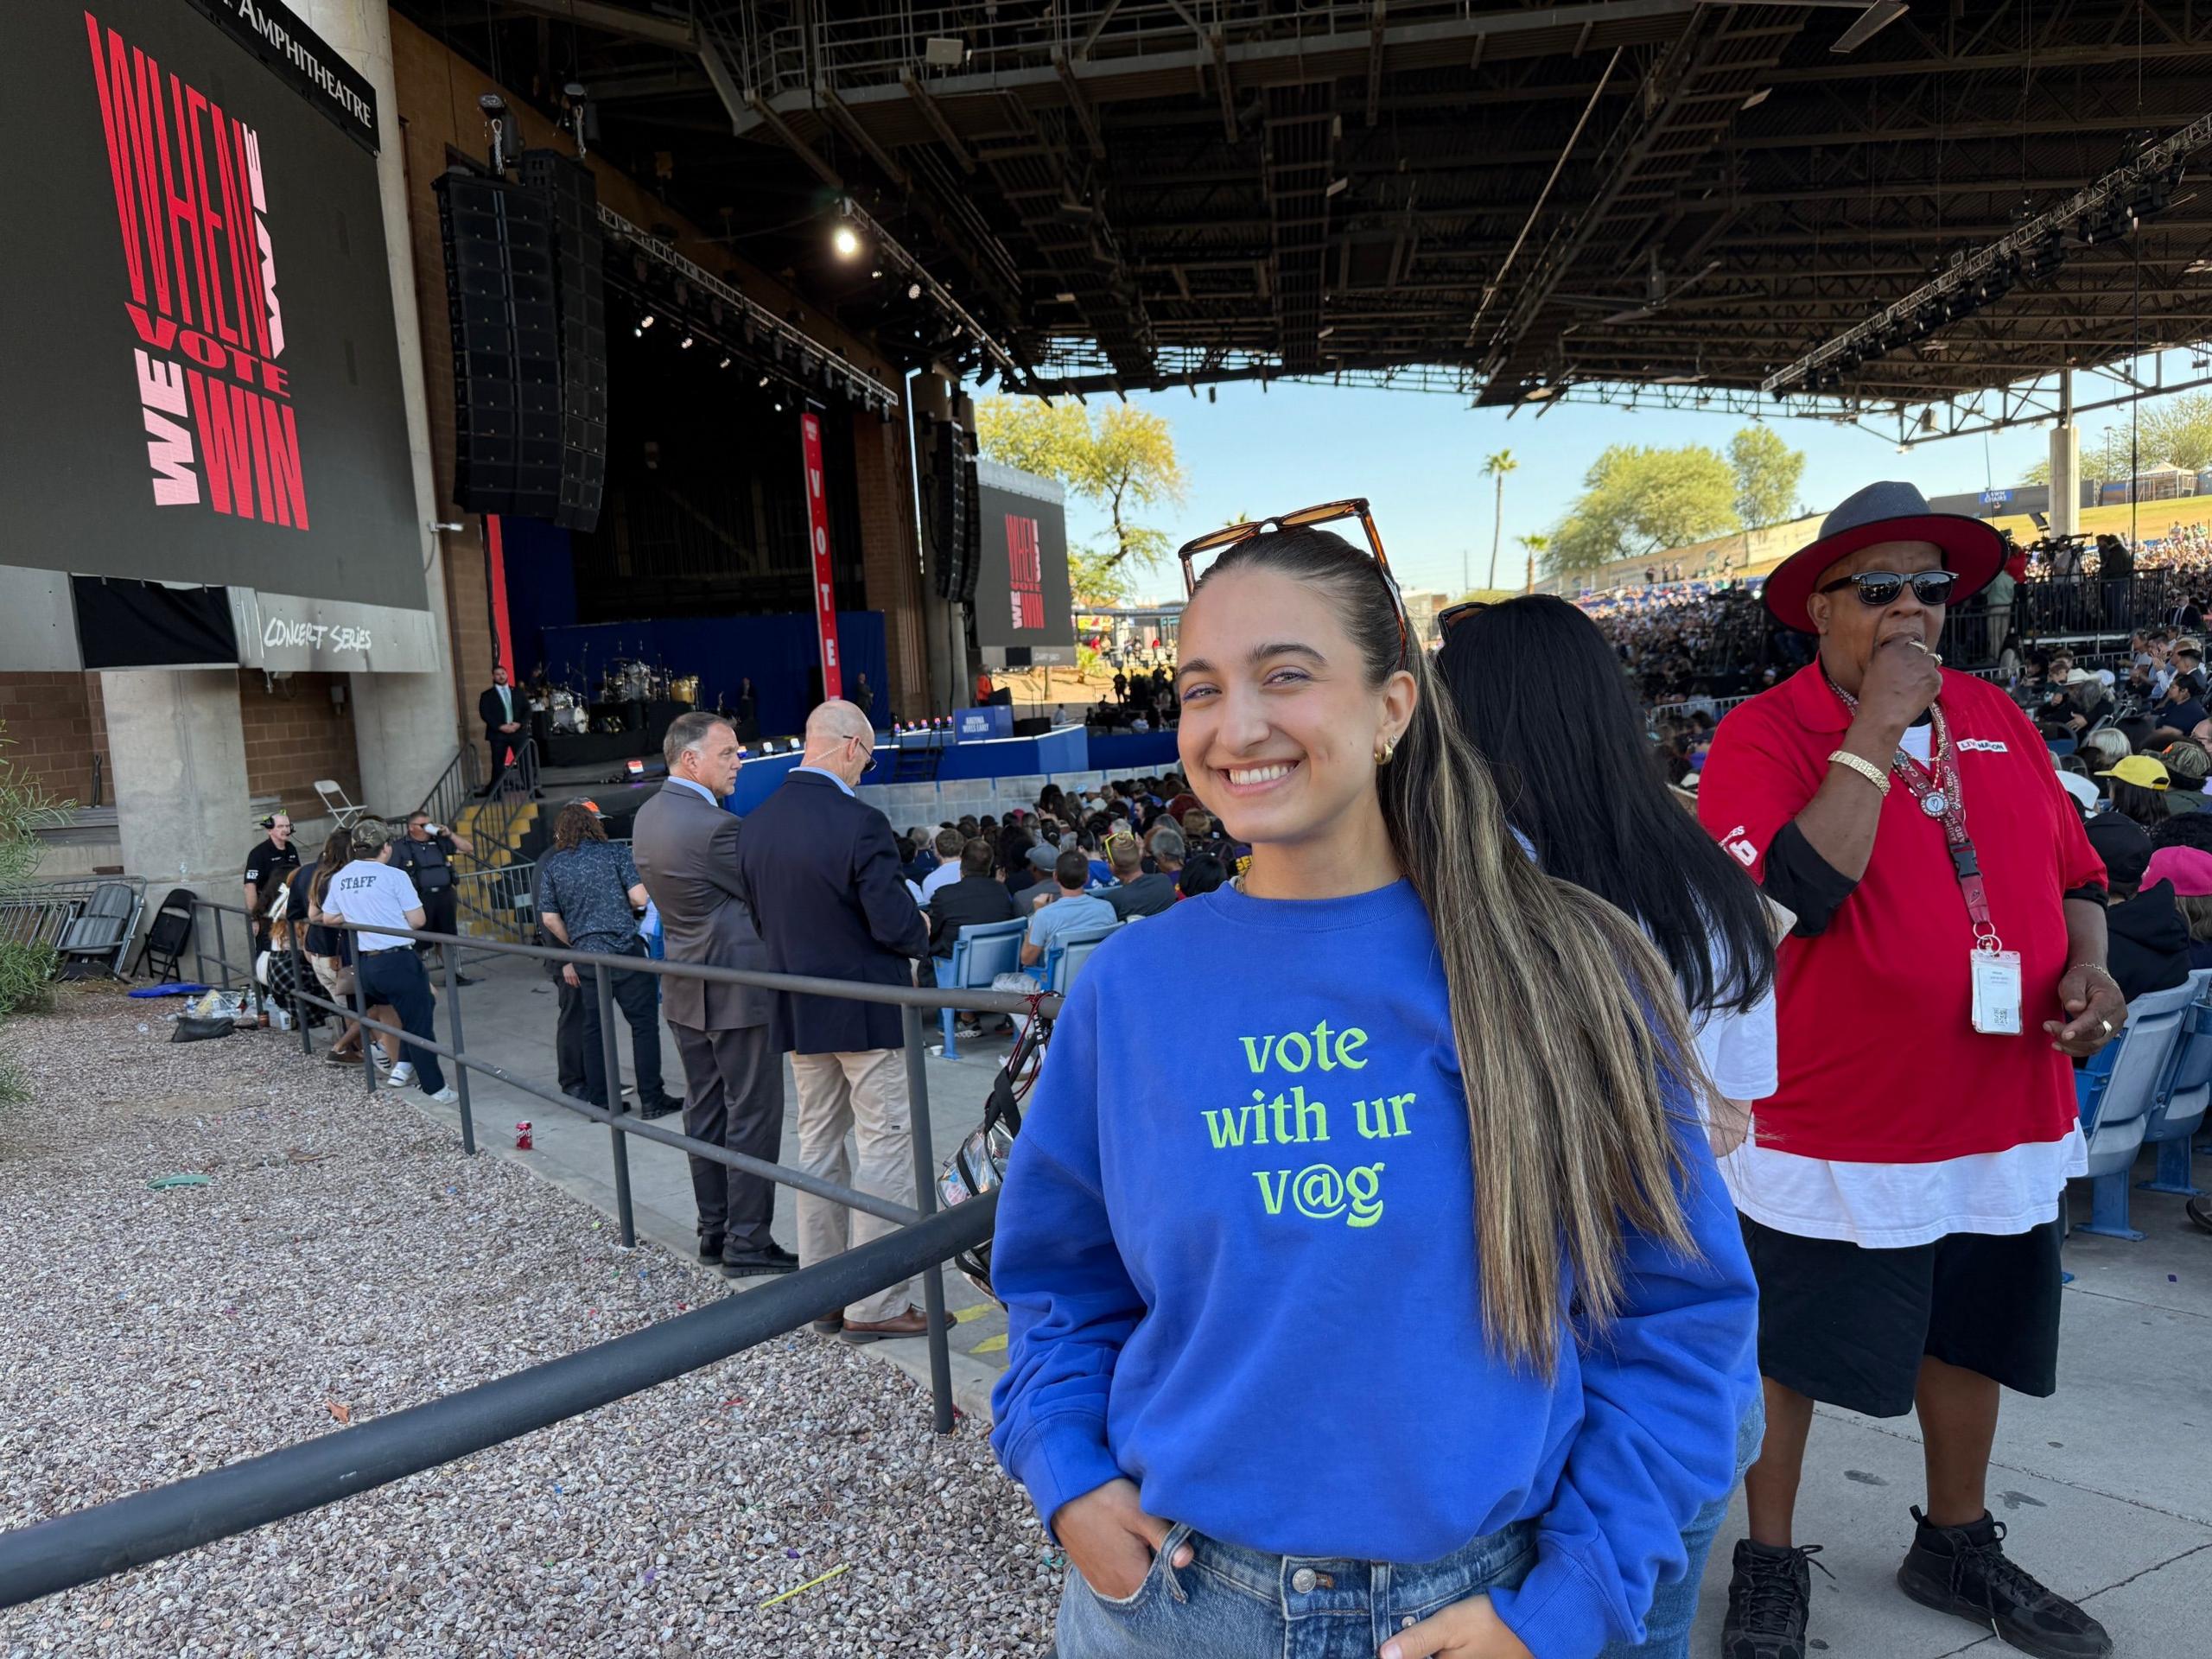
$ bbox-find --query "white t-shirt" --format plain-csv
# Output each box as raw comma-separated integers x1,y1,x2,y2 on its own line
1714,722,2087,1249
325,858,424,951
1691,980,1779,1103
919,861,962,900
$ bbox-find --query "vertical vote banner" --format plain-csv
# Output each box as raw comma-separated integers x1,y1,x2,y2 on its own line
798,412,843,699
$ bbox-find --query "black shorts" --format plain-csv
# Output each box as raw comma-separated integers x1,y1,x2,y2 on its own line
1739,1213,2063,1419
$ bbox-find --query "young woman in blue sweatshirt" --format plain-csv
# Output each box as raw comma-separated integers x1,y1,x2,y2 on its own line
988,525,1760,1659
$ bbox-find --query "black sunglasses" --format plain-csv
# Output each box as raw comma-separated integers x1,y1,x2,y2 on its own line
1817,569,1960,607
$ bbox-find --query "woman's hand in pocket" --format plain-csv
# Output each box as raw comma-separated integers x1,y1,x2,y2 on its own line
1380,1593,1534,1659
1054,1478,1192,1600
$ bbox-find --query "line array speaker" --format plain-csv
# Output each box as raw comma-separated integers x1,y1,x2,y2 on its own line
931,418,969,599
958,451,983,604
521,150,607,531
435,171,562,517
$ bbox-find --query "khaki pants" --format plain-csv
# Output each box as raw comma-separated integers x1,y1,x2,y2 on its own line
789,1048,918,1323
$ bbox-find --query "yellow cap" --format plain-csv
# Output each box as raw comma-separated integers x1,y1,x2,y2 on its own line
2095,754,2170,791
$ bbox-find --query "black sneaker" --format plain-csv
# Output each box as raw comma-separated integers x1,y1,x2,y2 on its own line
638,1094,683,1121
1721,1538,1823,1659
1897,1507,2113,1659
698,1233,724,1264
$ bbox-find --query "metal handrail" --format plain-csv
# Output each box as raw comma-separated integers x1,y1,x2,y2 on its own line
198,897,1052,1439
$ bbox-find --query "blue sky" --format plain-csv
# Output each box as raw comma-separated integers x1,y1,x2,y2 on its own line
1060,375,2126,604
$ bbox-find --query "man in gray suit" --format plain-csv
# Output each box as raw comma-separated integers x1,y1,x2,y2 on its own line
630,710,797,1279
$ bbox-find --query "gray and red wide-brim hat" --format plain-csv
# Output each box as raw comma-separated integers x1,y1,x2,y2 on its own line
1764,479,2007,633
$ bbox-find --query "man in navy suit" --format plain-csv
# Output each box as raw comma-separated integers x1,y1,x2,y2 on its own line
736,699,935,1342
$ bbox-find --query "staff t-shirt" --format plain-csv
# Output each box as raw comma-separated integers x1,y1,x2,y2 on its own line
324,859,424,951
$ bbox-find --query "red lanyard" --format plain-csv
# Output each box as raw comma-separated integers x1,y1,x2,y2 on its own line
1830,683,2003,951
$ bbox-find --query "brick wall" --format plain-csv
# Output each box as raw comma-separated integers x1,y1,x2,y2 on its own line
0,671,109,807
237,671,365,819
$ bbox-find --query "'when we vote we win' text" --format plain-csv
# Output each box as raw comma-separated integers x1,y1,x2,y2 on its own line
1201,1022,1411,1230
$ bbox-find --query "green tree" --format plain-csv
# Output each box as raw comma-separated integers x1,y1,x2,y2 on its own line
1728,425,1806,531
2139,391,2212,474
1483,450,1518,588
1546,444,1738,582
2021,456,2053,487
975,397,1188,569
1068,544,1136,609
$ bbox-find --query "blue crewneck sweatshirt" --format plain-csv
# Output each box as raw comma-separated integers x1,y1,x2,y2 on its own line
988,879,1758,1659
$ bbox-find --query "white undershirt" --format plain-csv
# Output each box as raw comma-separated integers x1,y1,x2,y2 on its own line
1719,722,2086,1248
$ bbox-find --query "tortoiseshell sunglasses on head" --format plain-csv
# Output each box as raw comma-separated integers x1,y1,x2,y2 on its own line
1175,498,1408,667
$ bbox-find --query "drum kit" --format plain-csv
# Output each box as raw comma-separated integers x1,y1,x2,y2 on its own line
528,653,702,737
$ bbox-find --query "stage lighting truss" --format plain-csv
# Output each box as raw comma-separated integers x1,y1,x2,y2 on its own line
598,203,901,413
832,196,1027,390
1763,113,2212,400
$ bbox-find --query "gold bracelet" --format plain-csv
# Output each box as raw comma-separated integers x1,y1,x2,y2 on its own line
1827,749,1891,797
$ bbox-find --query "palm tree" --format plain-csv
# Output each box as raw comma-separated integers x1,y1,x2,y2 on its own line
1517,531,1549,594
1483,450,1519,588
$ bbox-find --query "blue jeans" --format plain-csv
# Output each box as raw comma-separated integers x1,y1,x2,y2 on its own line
355,947,445,1094
1057,1517,1535,1659
1597,1396,1767,1659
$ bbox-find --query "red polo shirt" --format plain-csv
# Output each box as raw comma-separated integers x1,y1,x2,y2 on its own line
1697,664,2104,1165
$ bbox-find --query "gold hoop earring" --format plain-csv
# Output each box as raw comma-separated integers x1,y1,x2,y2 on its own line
1375,736,1396,766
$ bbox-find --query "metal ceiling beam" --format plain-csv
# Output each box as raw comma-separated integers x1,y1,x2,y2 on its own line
900,72,977,175
1053,52,1108,157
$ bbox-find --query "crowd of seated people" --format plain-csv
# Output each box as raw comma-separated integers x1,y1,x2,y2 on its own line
891,770,1237,981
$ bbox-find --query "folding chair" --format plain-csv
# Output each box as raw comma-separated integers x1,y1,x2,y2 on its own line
131,887,197,982
314,779,365,830
2140,969,2212,1197
2074,977,2198,1238
56,879,143,979
938,918,1028,1060
1042,921,1122,995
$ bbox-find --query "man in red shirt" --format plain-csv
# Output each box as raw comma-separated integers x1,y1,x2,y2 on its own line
1698,480,2124,1659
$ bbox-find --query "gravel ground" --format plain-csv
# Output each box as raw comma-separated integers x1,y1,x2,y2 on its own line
0,990,1058,1658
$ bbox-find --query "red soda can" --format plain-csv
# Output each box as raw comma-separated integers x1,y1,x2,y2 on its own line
515,1121,534,1150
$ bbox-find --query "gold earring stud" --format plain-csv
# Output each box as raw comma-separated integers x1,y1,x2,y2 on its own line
1376,736,1396,765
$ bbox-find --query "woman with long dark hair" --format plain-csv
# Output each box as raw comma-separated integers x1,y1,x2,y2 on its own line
990,524,1756,1659
1438,594,1777,1659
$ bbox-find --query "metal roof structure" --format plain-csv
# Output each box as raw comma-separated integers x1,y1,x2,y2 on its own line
412,1,2212,439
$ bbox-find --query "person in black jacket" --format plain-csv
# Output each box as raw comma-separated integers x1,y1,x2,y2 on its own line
478,666,524,796
735,700,937,1344
2086,812,2191,1000
928,837,1019,957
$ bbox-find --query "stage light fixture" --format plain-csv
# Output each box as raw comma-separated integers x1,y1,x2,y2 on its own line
833,225,862,257
758,373,772,388
908,282,923,300
718,355,731,369
640,314,656,328
680,334,695,349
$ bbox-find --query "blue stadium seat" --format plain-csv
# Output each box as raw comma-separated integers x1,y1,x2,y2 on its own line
2139,969,2212,1198
2046,736,2077,758
938,918,1028,1059
1042,921,1122,995
2075,977,2199,1238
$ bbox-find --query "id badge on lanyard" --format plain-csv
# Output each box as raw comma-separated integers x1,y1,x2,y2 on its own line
1887,708,2021,1035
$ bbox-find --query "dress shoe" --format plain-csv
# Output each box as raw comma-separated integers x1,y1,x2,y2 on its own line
698,1233,724,1264
720,1243,801,1278
840,1304,950,1344
638,1094,683,1120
